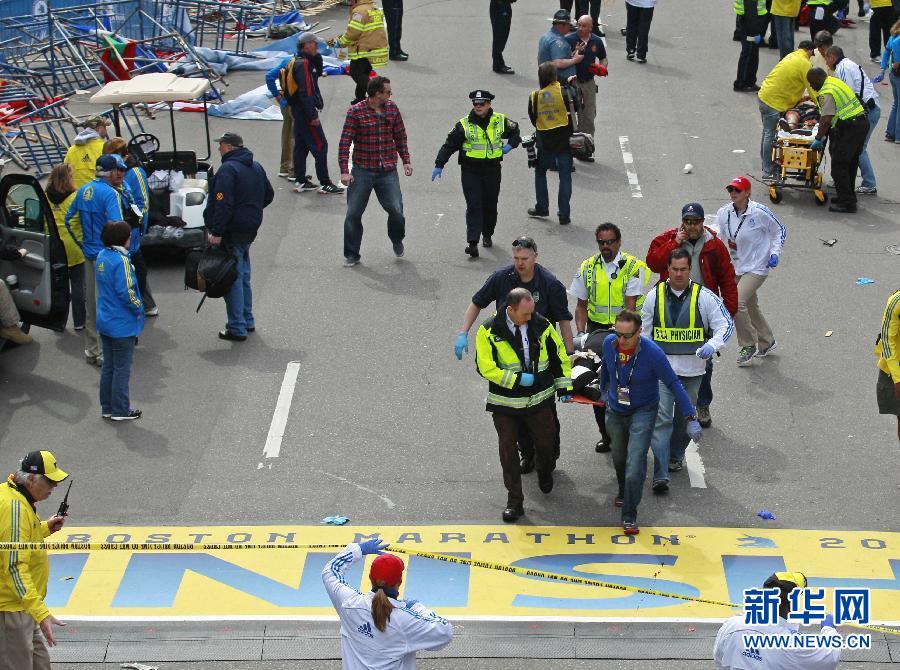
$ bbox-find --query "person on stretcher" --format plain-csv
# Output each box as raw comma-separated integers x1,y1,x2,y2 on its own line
777,102,820,135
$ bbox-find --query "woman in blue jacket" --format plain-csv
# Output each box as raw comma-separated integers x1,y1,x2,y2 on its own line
96,221,145,421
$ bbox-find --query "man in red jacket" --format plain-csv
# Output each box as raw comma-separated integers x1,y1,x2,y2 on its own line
645,203,737,431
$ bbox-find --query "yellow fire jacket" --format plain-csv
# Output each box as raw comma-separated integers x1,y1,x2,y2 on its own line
338,2,389,67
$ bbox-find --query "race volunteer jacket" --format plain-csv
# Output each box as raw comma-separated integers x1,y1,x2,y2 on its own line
641,280,734,377
876,289,900,384
0,476,54,623
65,178,126,262
568,251,650,327
337,1,389,67
96,245,144,338
716,200,786,277
322,544,453,670
123,166,150,251
713,615,841,669
475,312,572,415
64,129,105,189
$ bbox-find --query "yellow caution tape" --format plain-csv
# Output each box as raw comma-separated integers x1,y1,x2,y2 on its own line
1,541,896,637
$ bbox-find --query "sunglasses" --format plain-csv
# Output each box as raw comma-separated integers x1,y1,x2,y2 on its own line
512,238,536,250
726,186,745,193
472,101,488,107
681,218,704,225
615,331,637,339
597,238,619,246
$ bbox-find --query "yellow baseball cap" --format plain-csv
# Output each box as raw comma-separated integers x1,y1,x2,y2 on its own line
20,450,68,482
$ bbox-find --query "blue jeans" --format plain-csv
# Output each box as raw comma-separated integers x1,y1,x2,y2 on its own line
606,404,658,524
69,262,86,329
888,71,900,140
697,358,713,408
224,242,253,337
858,104,881,188
759,98,781,177
650,375,702,483
771,15,794,60
342,167,405,261
100,335,135,416
534,149,572,218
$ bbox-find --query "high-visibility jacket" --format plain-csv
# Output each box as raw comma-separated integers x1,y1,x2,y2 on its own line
806,0,830,5
461,113,506,159
0,476,53,623
734,0,767,15
475,313,572,415
579,251,650,325
817,76,866,125
651,281,707,355
338,2,388,67
870,0,892,8
876,289,900,383
531,82,568,132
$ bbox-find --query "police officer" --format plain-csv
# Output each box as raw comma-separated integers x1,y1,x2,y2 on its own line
433,90,521,257
807,67,870,213
490,0,516,74
382,0,407,61
568,222,650,453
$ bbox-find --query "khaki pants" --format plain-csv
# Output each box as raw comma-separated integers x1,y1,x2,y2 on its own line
575,78,597,138
0,611,51,670
0,283,20,327
735,273,774,349
84,258,101,360
280,105,294,176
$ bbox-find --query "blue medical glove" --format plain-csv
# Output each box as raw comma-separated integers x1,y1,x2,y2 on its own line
753,35,762,44
767,254,779,268
822,613,835,629
559,394,572,403
519,372,535,387
810,139,824,150
454,332,468,359
359,539,389,555
687,419,702,442
279,98,287,108
835,9,846,19
872,72,885,84
431,167,442,181
696,343,715,360
501,143,513,155
404,599,419,609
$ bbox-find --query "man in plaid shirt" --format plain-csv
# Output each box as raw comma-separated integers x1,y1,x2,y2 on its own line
338,76,413,267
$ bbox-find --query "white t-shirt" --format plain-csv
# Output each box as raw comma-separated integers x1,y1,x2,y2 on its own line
506,312,530,367
568,252,647,302
714,615,841,670
641,282,734,377
834,58,879,107
322,544,454,670
716,200,786,277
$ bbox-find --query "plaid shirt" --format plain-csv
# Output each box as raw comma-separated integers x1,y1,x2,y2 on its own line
338,99,410,174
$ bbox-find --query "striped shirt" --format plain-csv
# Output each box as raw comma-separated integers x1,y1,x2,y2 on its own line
876,290,900,383
338,99,410,174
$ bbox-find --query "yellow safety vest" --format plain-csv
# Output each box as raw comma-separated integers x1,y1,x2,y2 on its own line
817,76,866,125
652,282,707,355
807,0,829,5
734,0,767,15
531,82,568,132
580,252,649,325
461,113,506,160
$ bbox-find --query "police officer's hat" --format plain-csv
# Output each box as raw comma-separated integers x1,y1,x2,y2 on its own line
469,90,495,104
549,9,574,25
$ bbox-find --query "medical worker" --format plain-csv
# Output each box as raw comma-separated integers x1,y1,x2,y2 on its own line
321,539,453,668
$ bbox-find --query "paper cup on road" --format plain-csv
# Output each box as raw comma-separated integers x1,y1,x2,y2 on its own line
683,163,693,174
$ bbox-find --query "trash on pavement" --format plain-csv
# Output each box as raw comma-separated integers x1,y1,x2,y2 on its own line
757,509,776,520
321,516,350,525
856,278,875,285
121,664,159,670
683,163,693,173
825,331,833,337
819,238,837,246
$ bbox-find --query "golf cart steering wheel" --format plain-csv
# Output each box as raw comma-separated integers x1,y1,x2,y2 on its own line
127,133,160,165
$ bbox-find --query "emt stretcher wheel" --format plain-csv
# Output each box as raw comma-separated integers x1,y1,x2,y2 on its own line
768,185,782,204
814,190,828,205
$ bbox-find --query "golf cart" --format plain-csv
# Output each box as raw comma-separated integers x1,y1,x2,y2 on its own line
89,73,214,251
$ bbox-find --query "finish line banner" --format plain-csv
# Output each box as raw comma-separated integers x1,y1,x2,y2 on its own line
44,526,900,621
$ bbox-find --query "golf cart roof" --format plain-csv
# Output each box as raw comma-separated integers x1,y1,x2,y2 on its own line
90,73,210,104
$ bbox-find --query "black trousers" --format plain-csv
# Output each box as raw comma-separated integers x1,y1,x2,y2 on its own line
461,162,501,243
808,5,833,39
587,322,612,441
348,58,372,104
489,0,513,68
499,406,557,506
517,402,561,462
382,0,403,53
869,6,893,58
575,0,603,33
735,40,760,88
829,115,869,206
130,248,156,310
559,0,574,10
625,4,654,57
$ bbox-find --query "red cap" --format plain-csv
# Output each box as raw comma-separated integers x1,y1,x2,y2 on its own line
369,554,405,586
726,176,751,192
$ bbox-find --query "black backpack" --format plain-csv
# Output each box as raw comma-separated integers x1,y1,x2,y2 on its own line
184,244,238,312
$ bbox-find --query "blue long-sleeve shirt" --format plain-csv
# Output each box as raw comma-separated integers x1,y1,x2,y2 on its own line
599,335,696,416
65,178,126,261
265,56,292,98
880,34,900,71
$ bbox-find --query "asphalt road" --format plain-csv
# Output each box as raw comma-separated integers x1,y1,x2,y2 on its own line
2,0,900,597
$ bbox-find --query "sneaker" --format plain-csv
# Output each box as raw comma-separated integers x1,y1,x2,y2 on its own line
481,235,492,248
343,256,360,267
755,340,779,357
885,135,896,142
293,179,318,193
870,56,880,63
527,207,549,219
668,459,683,472
101,412,112,419
465,242,479,258
623,521,640,535
697,406,712,428
737,345,757,366
392,241,405,258
636,55,647,64
218,329,247,342
856,185,877,194
110,409,142,421
74,324,85,331
614,494,624,507
277,171,294,178
144,306,159,317
317,183,346,195
652,479,669,494
626,50,635,61
85,354,103,367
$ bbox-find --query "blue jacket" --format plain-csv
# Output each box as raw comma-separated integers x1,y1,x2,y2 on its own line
65,178,126,261
203,147,275,244
265,56,292,98
124,166,150,251
599,335,695,416
96,246,145,338
538,27,576,79
881,34,900,72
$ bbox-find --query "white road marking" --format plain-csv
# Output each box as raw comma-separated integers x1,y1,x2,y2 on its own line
618,136,643,198
318,471,396,509
258,361,301,467
684,440,707,489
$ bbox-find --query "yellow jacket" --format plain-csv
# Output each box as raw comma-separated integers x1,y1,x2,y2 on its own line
759,49,816,112
338,1,389,67
770,0,800,17
64,137,104,189
870,0,892,8
876,290,900,383
0,476,53,623
49,191,84,267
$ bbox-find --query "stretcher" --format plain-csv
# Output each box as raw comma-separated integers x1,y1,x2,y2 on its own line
767,130,828,206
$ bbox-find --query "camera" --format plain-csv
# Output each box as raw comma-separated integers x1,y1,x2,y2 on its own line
522,133,537,169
